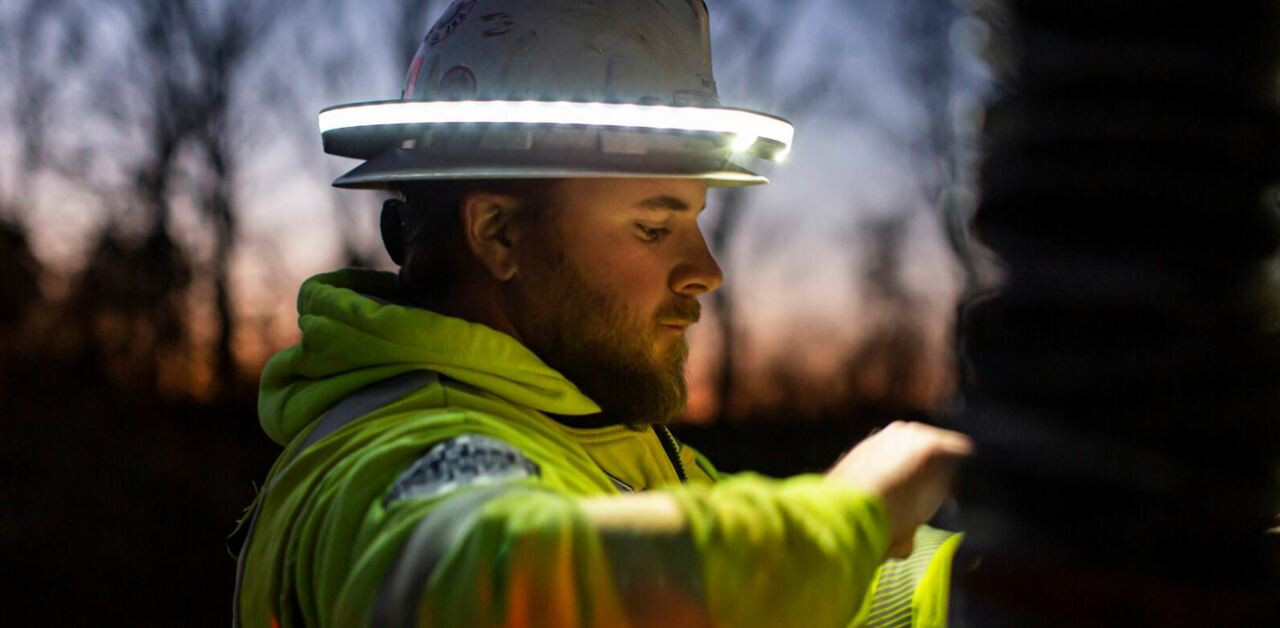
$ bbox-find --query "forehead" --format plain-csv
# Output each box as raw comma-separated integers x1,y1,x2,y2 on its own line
548,178,708,215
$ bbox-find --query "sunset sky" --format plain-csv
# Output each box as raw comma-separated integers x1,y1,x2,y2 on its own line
0,0,988,413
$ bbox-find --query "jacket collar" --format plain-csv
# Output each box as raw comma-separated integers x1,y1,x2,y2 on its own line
259,268,601,445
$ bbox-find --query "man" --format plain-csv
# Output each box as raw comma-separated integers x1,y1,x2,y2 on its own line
234,1,971,626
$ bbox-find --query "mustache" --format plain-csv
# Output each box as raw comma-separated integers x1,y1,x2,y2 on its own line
657,299,701,324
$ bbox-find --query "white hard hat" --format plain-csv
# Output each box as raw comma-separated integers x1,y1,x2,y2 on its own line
319,0,793,189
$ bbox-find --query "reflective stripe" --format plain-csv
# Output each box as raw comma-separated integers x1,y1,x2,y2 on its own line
865,527,955,627
372,485,529,628
298,371,437,452
599,526,710,626
229,494,265,628
232,370,437,627
601,468,635,493
373,486,710,627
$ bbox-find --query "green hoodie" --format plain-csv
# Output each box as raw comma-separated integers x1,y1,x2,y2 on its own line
238,268,957,627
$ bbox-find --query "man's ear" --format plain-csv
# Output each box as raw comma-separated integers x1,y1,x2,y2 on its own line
459,191,523,282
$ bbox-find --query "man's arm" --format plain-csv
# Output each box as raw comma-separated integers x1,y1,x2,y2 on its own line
317,423,968,627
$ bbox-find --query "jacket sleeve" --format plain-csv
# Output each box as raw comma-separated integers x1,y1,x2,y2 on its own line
323,469,895,627
850,526,963,628
667,473,893,627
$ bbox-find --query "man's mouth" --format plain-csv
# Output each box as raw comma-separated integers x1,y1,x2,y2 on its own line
657,300,700,327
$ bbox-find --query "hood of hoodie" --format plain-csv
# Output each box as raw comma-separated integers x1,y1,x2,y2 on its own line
258,268,601,445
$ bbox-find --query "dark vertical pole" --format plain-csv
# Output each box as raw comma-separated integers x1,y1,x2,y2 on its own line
953,2,1280,625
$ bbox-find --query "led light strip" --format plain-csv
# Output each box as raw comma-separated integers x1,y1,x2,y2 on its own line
319,100,794,150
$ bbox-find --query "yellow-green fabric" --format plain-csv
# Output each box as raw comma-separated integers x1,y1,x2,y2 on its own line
238,268,958,627
852,527,963,627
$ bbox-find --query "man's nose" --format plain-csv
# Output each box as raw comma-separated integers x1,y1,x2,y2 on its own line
670,229,723,297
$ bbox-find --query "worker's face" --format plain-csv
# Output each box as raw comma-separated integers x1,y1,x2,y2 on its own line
509,178,721,425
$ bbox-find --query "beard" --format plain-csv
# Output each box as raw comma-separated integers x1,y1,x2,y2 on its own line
512,252,698,427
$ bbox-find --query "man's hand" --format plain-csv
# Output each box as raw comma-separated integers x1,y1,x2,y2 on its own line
828,421,973,559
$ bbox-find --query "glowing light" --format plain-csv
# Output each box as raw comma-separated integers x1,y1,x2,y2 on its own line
729,134,758,153
319,100,794,155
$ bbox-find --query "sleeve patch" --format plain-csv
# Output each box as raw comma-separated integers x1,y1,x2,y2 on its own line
384,435,540,506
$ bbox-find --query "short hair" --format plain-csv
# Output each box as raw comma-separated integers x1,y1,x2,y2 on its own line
390,179,552,306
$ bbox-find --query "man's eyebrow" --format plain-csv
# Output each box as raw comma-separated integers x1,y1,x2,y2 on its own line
635,195,704,212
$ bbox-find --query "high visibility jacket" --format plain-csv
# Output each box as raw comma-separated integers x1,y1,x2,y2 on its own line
235,268,959,627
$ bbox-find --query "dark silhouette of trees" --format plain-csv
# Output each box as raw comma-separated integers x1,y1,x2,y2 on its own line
883,0,980,294
707,0,871,417
295,0,445,269
704,0,980,418
842,213,943,411
5,0,299,396
1,0,69,334
2,4,296,621
62,228,193,393
122,0,293,392
0,216,42,333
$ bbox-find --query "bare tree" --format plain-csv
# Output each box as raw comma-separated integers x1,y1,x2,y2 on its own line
705,0,871,417
0,214,42,334
0,1,65,336
294,0,444,268
13,0,300,395
180,0,294,390
842,213,940,411
840,0,974,412
2,0,86,214
886,0,988,299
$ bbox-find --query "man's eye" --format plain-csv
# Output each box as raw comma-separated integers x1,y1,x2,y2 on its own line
637,224,671,242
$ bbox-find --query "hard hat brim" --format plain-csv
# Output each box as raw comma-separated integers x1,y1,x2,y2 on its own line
332,146,768,189
319,100,791,188
320,101,793,161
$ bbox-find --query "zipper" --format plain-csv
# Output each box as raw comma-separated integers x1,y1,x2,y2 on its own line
654,425,689,483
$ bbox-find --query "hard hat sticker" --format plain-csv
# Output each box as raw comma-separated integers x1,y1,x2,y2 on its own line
383,435,540,506
425,0,479,48
401,43,428,98
438,66,477,101
480,12,514,37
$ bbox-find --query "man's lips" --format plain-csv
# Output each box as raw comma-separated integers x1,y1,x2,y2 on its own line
657,299,700,335
657,300,700,328
658,323,691,339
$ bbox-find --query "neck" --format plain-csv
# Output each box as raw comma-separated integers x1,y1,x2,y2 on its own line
420,280,522,343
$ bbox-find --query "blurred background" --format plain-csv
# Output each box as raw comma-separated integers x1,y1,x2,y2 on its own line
0,0,995,623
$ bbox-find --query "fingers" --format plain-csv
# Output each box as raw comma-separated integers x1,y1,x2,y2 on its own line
880,420,974,458
831,421,973,558
929,427,974,457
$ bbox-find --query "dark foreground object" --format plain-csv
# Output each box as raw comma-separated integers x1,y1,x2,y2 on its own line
954,2,1280,625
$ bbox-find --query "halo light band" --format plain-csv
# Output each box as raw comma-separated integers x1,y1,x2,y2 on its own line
319,100,794,153
729,133,758,153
